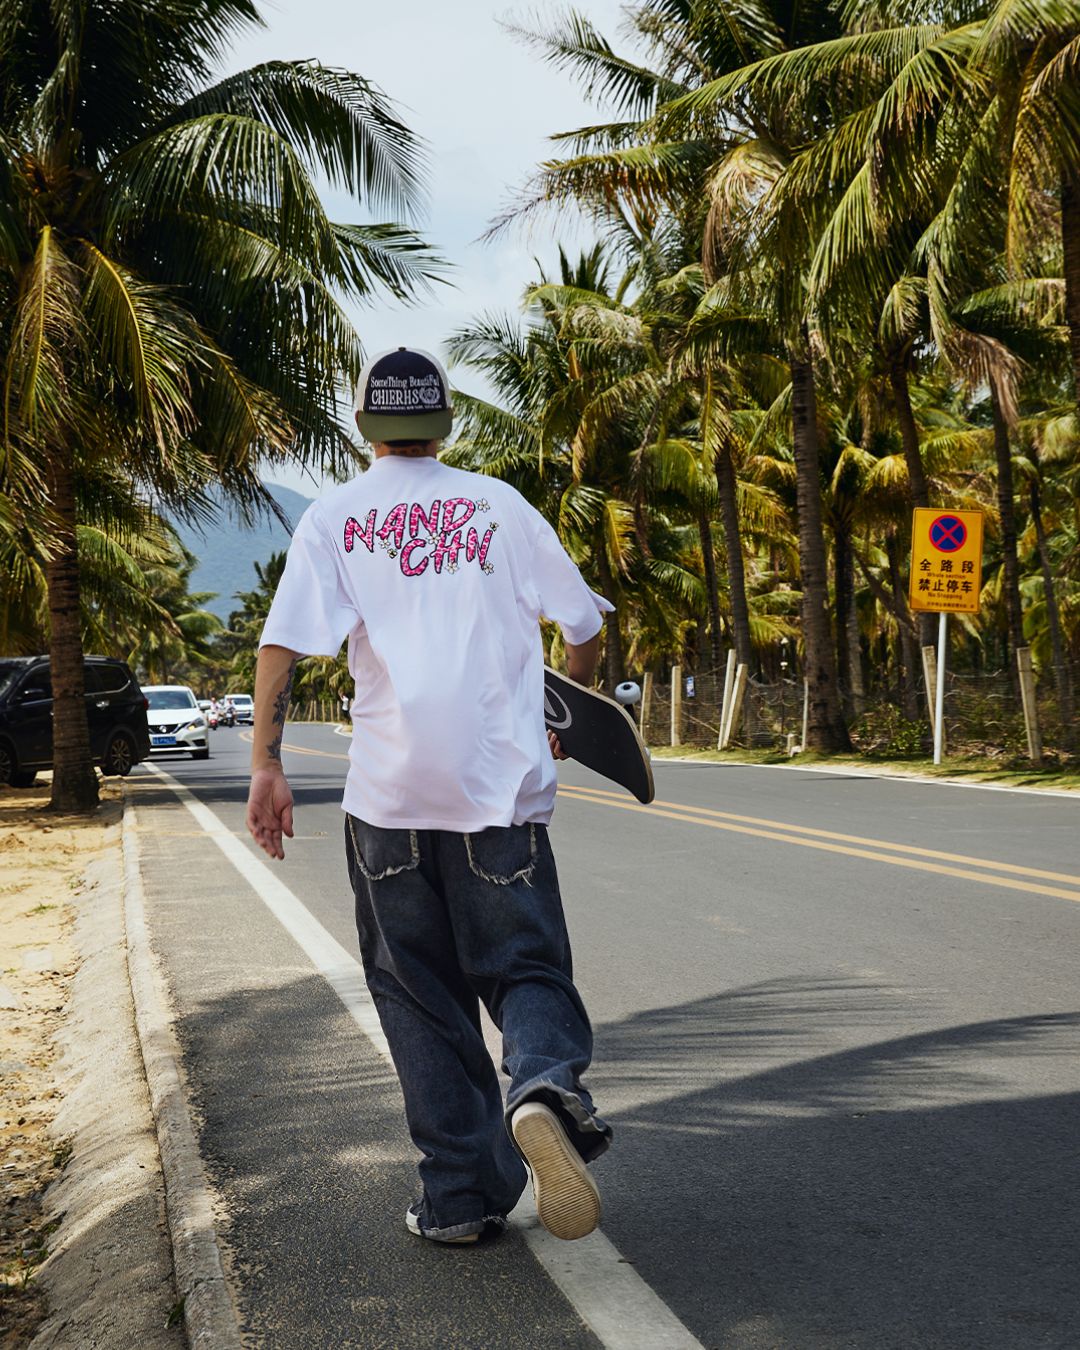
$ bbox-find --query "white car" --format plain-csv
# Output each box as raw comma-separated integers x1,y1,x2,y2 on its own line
143,685,210,759
224,693,254,725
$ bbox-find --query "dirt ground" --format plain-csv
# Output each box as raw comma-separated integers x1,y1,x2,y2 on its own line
0,782,120,1348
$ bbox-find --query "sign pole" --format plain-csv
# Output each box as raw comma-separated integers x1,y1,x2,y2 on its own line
933,611,947,765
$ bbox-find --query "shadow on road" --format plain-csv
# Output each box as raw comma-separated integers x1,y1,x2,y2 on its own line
592,979,1080,1348
172,975,598,1350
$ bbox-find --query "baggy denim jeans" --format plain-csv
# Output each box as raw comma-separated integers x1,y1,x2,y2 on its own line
344,815,612,1241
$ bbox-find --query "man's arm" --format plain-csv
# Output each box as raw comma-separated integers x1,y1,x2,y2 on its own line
565,632,600,686
246,643,301,859
549,631,602,761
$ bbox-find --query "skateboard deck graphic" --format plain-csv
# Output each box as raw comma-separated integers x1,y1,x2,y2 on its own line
543,667,655,804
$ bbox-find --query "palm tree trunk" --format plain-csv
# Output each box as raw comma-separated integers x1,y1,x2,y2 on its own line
715,445,754,672
847,589,865,717
1063,170,1080,417
789,353,851,750
697,508,724,673
833,526,864,718
888,361,930,509
990,382,1024,698
594,544,625,693
834,528,851,718
889,359,935,649
45,444,98,813
1030,467,1075,749
885,530,921,721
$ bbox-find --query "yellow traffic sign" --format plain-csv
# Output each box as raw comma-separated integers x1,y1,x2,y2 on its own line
910,508,983,614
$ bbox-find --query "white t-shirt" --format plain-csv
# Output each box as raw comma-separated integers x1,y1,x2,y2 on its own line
260,456,612,831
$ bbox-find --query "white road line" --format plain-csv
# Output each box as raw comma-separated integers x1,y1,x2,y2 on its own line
143,764,704,1350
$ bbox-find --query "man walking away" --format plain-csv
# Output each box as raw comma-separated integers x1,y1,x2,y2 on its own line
246,347,613,1244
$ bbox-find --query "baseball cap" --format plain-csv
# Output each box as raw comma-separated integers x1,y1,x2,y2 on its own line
354,347,453,444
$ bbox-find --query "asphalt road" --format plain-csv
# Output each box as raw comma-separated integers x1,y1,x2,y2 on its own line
127,723,1080,1350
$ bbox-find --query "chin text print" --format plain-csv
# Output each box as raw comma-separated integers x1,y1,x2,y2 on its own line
343,497,497,577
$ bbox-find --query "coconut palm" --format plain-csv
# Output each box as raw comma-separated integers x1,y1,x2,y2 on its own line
0,475,175,656
123,544,223,685
507,2,855,747
0,0,441,810
447,246,711,691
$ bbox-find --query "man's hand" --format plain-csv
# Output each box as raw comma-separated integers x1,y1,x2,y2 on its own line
247,766,295,860
548,729,568,761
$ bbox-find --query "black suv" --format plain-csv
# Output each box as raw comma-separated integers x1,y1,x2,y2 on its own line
0,656,151,787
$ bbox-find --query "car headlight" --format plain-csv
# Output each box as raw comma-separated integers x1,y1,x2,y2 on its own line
182,717,206,732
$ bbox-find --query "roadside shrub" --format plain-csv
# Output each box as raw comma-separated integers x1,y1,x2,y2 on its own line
851,704,931,757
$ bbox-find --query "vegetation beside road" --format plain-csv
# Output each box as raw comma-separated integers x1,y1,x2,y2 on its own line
650,745,1080,792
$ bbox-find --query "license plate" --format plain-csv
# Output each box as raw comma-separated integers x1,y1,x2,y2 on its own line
152,735,177,747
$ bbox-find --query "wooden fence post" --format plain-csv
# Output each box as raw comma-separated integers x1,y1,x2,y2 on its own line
640,671,653,743
723,665,749,748
922,641,946,756
921,644,938,726
671,664,682,747
717,650,737,750
1016,647,1042,763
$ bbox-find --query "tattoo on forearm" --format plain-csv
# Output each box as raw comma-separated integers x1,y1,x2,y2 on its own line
266,660,297,763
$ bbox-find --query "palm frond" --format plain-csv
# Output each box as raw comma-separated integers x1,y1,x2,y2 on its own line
170,60,426,218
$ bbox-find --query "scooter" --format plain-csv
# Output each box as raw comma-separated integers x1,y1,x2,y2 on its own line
207,706,220,731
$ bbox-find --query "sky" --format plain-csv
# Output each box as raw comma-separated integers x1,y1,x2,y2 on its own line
221,0,629,497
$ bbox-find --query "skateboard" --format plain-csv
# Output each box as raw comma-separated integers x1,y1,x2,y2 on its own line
543,667,655,804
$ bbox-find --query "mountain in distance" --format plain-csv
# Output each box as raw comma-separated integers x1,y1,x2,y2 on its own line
173,482,314,621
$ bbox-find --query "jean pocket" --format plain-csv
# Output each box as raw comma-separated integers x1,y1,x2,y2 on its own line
464,823,537,886
347,817,420,881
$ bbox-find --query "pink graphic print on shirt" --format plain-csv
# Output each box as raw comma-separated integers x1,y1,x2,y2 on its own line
343,509,377,554
376,503,408,551
344,496,497,578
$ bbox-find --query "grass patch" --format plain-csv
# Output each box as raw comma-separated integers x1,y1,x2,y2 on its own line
1,1221,57,1294
24,903,57,916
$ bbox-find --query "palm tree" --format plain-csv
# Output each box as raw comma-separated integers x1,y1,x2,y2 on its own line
124,543,223,686
507,2,853,747
1,469,177,655
448,246,708,693
1,0,441,810
962,0,1080,415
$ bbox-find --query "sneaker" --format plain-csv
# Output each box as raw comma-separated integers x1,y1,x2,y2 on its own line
511,1101,601,1241
405,1204,480,1245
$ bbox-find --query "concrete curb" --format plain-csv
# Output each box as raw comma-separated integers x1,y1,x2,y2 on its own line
122,796,244,1350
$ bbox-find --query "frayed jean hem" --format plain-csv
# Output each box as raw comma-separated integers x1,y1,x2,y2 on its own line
417,1213,509,1241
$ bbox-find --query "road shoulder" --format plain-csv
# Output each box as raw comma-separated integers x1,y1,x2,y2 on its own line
0,785,184,1349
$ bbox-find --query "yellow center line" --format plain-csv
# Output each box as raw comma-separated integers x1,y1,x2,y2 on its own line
239,729,350,762
239,730,1080,905
556,782,1080,888
555,786,1080,906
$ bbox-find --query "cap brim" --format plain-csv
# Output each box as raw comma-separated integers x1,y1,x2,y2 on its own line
356,409,453,443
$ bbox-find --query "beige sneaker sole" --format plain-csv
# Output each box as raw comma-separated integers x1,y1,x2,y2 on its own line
511,1102,601,1241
